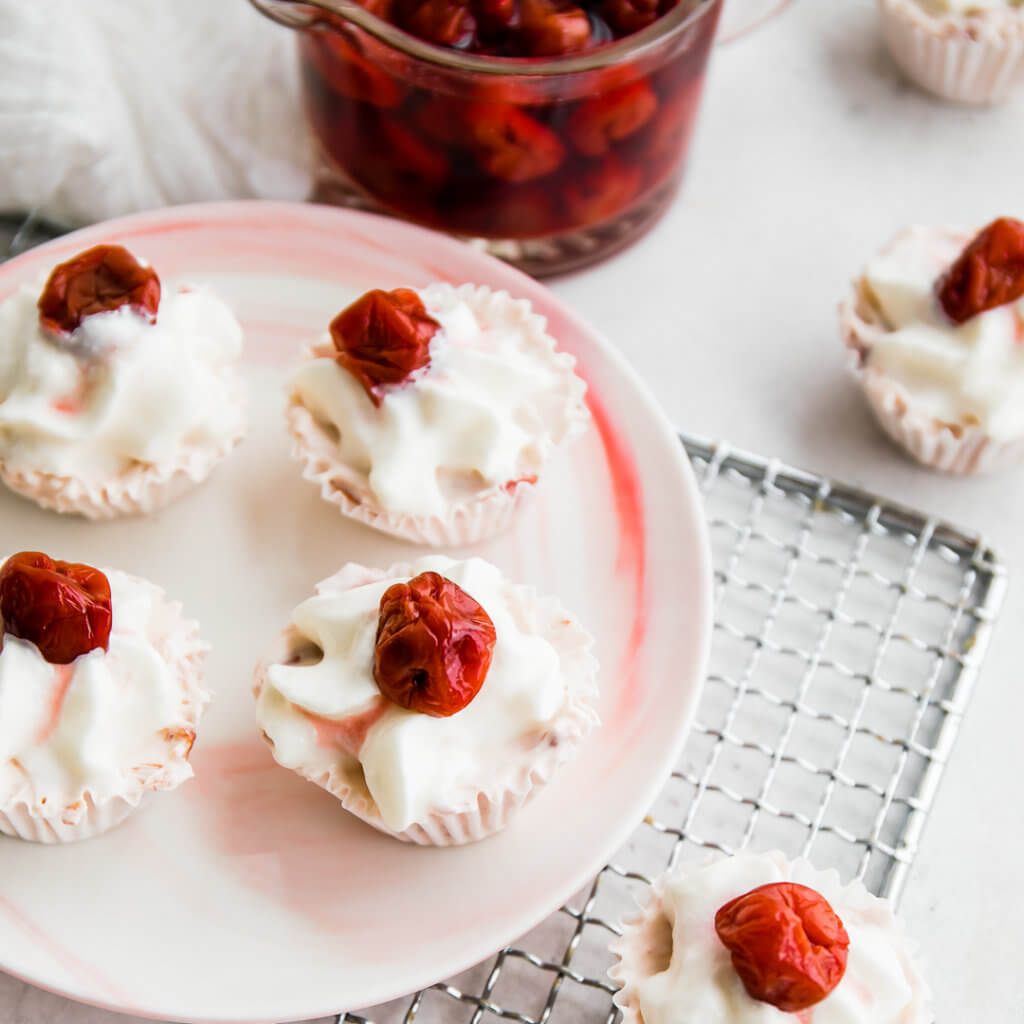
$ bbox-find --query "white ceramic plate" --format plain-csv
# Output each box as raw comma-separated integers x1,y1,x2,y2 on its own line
0,201,711,1023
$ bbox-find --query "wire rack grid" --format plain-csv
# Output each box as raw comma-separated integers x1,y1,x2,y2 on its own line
319,434,1005,1024
0,212,1007,1024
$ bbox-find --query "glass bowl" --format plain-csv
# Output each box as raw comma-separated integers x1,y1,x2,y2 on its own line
251,0,723,276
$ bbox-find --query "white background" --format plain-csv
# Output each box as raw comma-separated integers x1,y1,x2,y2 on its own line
0,0,1020,1020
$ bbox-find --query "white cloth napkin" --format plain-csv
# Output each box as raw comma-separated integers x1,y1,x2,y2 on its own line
0,0,315,226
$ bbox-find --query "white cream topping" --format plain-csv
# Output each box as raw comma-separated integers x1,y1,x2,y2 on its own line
634,852,928,1024
0,569,195,810
863,225,1024,440
257,555,589,833
289,283,585,519
0,277,244,479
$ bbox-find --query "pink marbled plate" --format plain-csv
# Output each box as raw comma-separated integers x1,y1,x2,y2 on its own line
0,201,711,1023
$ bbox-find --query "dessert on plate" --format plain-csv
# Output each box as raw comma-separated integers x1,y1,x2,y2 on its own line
254,554,599,844
287,282,589,545
840,216,1024,473
609,850,932,1023
878,0,1024,104
0,243,246,518
0,551,208,842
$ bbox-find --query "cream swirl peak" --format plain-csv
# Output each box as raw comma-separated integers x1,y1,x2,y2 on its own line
0,277,244,479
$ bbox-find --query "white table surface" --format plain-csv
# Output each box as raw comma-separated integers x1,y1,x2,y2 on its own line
2,0,1020,1020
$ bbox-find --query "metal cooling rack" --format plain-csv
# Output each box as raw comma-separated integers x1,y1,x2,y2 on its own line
325,436,1005,1024
0,213,1007,1024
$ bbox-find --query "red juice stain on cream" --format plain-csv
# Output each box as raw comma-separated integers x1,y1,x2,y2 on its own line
51,374,89,416
586,390,647,714
311,696,389,756
35,663,75,743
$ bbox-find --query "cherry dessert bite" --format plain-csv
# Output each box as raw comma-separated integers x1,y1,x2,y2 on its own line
878,0,1024,107
0,551,208,843
610,851,932,1023
254,556,599,845
0,243,246,518
840,219,1024,474
287,281,589,546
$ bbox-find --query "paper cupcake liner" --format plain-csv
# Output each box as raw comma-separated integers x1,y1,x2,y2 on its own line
609,851,932,1024
0,372,247,520
287,283,590,547
608,868,680,1024
878,0,1024,104
0,574,210,843
254,559,600,846
840,260,1024,475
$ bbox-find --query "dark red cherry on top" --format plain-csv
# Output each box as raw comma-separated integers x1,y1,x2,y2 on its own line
330,288,441,406
715,882,850,1013
0,552,112,665
374,572,497,717
38,244,160,336
937,217,1024,326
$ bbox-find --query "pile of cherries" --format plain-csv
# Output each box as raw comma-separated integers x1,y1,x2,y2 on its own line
300,0,718,239
357,0,682,57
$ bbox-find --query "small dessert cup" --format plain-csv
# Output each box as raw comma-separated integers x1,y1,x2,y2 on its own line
254,556,599,845
878,0,1024,105
288,282,589,545
0,557,209,843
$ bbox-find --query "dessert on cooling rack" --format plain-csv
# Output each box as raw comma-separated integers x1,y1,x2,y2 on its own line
0,243,246,517
0,551,208,842
841,216,1024,473
610,850,932,1023
286,283,589,545
254,555,598,844
878,0,1024,104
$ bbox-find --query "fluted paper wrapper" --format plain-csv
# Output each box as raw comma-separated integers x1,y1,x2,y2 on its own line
287,284,590,547
0,373,246,519
254,560,600,846
879,0,1024,104
0,576,209,843
609,852,932,1024
840,273,1024,474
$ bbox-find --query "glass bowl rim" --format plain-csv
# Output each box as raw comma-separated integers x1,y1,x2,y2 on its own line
250,0,720,76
